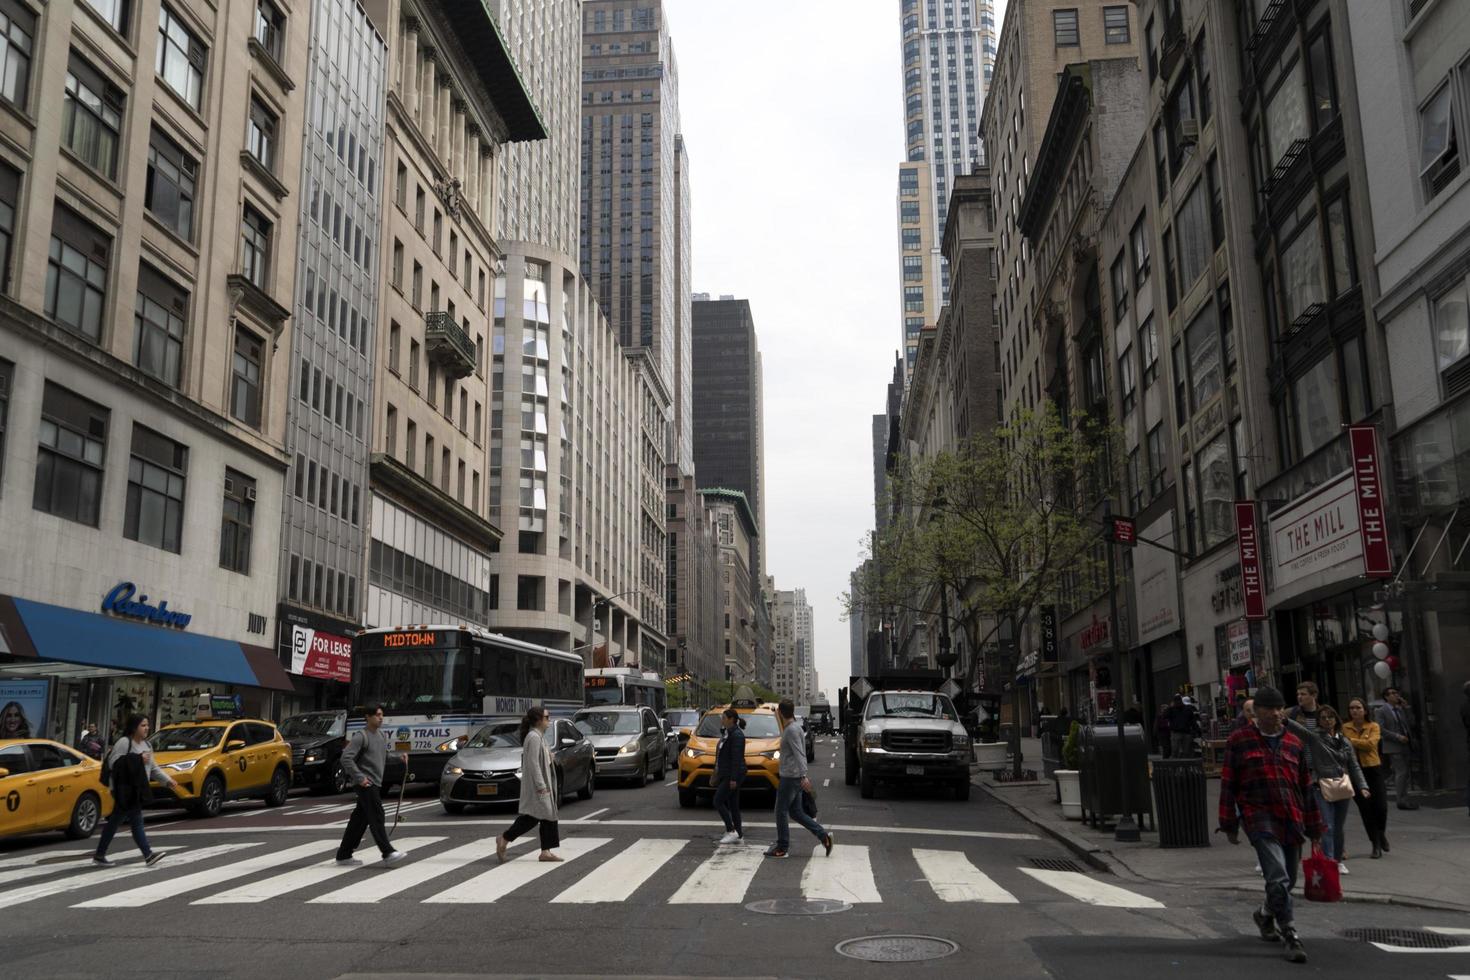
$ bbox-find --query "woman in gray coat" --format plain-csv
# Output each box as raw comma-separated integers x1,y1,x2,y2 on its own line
1287,705,1368,874
495,706,561,863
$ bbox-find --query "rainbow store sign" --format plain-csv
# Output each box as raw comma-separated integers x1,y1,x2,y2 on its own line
101,582,193,629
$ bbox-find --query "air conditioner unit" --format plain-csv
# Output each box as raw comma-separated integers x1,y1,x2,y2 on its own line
1178,119,1200,147
245,485,257,501
224,478,235,495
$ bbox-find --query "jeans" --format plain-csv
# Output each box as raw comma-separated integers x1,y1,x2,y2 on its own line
713,781,742,835
1384,752,1412,801
1315,788,1351,861
1353,765,1388,845
336,785,393,860
1170,733,1195,758
504,813,559,850
95,804,150,859
774,776,825,850
1250,836,1300,929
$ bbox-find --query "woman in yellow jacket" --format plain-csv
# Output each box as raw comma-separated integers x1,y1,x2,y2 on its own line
1343,697,1388,858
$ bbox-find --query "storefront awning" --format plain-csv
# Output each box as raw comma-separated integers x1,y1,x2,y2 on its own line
0,596,294,692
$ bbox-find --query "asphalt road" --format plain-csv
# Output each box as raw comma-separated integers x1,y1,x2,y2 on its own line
2,737,1467,980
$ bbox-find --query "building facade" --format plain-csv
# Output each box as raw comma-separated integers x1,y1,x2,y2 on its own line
666,471,721,689
0,0,311,732
774,587,816,705
701,488,757,685
367,2,544,630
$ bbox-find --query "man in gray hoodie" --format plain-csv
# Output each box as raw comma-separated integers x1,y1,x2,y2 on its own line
765,700,833,859
335,705,408,866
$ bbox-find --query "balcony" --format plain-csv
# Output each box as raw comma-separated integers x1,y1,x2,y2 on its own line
424,311,476,379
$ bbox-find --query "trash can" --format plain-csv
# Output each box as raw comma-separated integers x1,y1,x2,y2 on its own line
1151,757,1210,848
1079,724,1153,831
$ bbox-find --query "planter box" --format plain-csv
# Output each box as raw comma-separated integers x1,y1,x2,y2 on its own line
1056,769,1082,820
973,741,1008,769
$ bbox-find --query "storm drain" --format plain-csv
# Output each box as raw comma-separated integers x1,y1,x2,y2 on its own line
746,898,851,915
836,935,960,963
1340,928,1464,949
1028,857,1087,873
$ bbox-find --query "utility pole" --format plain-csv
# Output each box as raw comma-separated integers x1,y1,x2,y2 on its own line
1104,497,1141,843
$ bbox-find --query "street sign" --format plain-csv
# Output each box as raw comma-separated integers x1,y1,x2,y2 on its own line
1110,517,1136,546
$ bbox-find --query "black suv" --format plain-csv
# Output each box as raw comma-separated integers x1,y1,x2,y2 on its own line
280,710,352,794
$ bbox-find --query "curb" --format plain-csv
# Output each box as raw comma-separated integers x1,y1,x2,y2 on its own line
976,778,1470,914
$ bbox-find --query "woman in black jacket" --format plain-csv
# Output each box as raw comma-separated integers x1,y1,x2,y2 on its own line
713,708,747,844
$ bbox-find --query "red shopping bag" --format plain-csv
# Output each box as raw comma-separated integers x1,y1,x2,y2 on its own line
1302,844,1341,903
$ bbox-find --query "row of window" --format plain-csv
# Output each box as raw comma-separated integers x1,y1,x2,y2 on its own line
1052,6,1131,48
291,450,361,527
381,403,483,511
286,552,357,620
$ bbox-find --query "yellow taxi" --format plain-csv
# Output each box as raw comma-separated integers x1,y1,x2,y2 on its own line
676,699,784,808
148,718,293,818
0,738,113,840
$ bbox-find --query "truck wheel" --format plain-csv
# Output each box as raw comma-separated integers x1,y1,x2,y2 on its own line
859,766,876,799
954,780,972,802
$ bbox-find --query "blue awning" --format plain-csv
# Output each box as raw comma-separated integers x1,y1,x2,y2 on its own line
3,596,292,691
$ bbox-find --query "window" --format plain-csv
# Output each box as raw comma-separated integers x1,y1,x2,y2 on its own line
414,186,425,231
1162,227,1178,310
253,0,284,62
424,434,434,482
1419,82,1459,199
1195,31,1213,126
240,205,271,288
386,404,398,456
1103,6,1130,44
0,0,33,107
84,0,130,32
1432,277,1470,371
1146,423,1167,498
1053,8,1079,46
1118,343,1137,416
408,338,420,389
124,425,186,552
904,285,924,312
432,209,442,255
1152,121,1168,200
1279,218,1325,324
1110,253,1128,323
34,383,107,526
231,328,263,428
1185,303,1223,412
247,97,277,172
1289,354,1340,460
1306,30,1336,132
145,128,197,240
157,5,206,110
1207,158,1224,250
0,360,8,489
62,55,123,178
0,161,18,294
388,321,401,374
1139,315,1160,386
1130,216,1151,287
392,239,404,289
45,205,111,343
902,254,924,281
1265,60,1308,172
1176,180,1211,291
411,261,423,309
517,575,544,611
134,264,187,387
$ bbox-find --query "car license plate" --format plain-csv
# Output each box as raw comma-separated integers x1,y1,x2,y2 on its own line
476,783,499,797
906,765,924,776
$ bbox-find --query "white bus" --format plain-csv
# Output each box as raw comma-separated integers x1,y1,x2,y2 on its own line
583,667,667,715
351,624,583,786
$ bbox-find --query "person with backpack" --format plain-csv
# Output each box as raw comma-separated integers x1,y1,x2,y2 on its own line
94,715,177,867
713,707,747,844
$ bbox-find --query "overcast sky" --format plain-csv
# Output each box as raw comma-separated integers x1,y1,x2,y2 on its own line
664,1,1006,697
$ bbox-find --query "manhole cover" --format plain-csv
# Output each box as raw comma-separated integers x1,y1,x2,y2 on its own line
1029,857,1086,873
1340,928,1464,949
746,898,851,915
836,935,959,962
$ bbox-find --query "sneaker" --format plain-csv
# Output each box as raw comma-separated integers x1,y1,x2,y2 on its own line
381,850,408,865
717,831,741,845
1281,928,1307,964
1397,801,1419,811
92,856,115,868
334,856,363,867
1252,909,1280,943
145,852,166,867
822,832,834,857
763,846,788,859
1337,861,1349,876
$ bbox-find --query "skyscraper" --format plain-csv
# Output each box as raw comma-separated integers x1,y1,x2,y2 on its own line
896,0,999,375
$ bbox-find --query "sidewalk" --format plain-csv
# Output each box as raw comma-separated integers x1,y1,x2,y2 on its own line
977,737,1470,913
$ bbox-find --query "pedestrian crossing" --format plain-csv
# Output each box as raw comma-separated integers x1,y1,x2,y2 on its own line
0,835,1171,912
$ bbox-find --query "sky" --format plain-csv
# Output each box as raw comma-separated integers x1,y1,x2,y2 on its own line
664,1,1006,699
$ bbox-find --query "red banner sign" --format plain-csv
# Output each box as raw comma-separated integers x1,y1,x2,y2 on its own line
1234,501,1266,621
290,625,352,682
1349,425,1393,578
1111,517,1136,546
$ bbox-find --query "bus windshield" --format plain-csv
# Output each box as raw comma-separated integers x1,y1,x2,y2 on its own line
355,647,476,714
583,683,623,706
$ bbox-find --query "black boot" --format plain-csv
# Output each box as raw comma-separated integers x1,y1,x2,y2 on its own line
1378,833,1390,853
1370,841,1382,859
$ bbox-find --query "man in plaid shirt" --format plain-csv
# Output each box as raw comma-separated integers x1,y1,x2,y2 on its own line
1218,685,1323,964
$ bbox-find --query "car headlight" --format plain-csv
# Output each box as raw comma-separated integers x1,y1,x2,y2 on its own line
759,749,780,760
514,769,523,779
953,733,972,745
303,752,323,763
861,732,881,747
444,766,463,776
684,748,698,759
618,741,638,755
437,736,467,753
164,760,198,772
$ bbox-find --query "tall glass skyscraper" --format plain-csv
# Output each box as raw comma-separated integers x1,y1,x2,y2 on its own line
896,0,998,375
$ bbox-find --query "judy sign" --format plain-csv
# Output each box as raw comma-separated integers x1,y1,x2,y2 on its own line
101,582,192,629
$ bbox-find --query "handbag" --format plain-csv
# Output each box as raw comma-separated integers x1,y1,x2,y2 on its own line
801,787,818,819
1318,771,1354,802
1302,843,1342,902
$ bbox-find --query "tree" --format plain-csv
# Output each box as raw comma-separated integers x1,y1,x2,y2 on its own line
845,404,1114,697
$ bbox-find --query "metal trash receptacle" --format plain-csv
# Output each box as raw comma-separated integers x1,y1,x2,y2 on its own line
1079,724,1153,830
1151,757,1210,848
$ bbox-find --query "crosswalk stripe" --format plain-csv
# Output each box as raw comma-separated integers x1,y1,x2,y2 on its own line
424,837,610,904
550,838,686,904
668,844,765,904
0,848,95,871
192,837,446,905
309,836,520,904
74,840,340,907
801,844,880,903
0,845,252,910
2,856,107,887
912,849,1018,903
1019,868,1165,909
